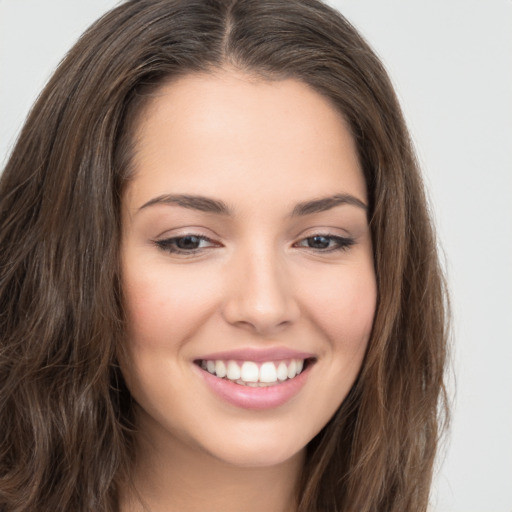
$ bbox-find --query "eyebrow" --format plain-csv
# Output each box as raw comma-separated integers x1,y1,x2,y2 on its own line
291,194,368,216
138,194,231,215
138,193,367,216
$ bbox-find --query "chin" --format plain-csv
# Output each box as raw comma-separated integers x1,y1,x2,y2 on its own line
206,438,306,469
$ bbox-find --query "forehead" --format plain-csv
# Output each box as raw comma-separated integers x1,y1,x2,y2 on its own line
126,69,366,212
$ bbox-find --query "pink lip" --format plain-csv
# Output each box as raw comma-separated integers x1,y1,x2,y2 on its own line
193,355,314,410
195,347,315,362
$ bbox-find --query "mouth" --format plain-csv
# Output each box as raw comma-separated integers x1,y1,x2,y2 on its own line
194,357,315,387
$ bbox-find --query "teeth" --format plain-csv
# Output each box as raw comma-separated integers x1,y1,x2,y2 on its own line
226,360,241,380
259,362,277,383
240,361,259,382
200,358,307,385
287,360,297,378
215,360,227,378
276,362,288,381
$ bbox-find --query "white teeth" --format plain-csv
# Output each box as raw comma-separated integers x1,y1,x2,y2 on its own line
240,361,259,382
201,358,308,385
215,360,227,378
287,360,297,379
226,360,241,380
259,362,277,383
276,362,288,381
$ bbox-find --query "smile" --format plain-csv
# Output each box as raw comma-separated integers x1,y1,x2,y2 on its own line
198,359,306,387
194,348,316,409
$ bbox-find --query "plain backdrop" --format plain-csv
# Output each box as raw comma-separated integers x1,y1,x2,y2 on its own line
1,1,511,511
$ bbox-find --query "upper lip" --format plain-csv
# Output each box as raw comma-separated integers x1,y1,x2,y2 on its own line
195,347,315,362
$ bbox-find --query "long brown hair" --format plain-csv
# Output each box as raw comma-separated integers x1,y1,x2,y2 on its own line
0,1,449,510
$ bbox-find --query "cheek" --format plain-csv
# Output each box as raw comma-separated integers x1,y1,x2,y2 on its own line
300,263,377,354
122,261,222,349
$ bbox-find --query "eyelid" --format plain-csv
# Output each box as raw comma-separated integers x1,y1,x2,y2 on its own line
293,232,355,252
153,224,222,240
153,233,221,255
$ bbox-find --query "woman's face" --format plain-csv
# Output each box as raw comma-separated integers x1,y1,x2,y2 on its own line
120,70,376,468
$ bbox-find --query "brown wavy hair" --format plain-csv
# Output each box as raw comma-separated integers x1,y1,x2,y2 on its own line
0,0,449,510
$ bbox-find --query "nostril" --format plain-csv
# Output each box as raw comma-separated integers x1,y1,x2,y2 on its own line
222,293,300,335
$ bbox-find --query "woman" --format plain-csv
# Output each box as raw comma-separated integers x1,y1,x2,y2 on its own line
0,0,449,511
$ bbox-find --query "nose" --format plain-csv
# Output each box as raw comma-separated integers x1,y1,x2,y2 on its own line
222,245,300,336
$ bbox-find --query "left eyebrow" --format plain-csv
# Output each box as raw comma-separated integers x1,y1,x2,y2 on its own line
138,194,232,215
291,194,368,216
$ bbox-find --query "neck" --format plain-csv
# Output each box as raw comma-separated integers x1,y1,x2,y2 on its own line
120,411,305,512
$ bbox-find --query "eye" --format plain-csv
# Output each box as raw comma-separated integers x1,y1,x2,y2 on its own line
154,234,218,255
294,234,355,252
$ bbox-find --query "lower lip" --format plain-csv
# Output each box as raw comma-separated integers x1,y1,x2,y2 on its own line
195,363,312,410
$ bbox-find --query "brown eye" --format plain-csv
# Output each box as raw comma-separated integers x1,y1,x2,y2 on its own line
154,234,218,255
306,235,331,249
175,235,202,250
295,234,355,252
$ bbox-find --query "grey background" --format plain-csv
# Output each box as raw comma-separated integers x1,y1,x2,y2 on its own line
1,1,511,510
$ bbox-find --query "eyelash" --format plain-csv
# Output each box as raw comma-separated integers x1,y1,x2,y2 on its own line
293,234,355,252
153,234,216,255
153,233,355,255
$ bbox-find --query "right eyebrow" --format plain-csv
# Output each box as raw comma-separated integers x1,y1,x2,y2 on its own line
291,193,368,216
137,194,232,215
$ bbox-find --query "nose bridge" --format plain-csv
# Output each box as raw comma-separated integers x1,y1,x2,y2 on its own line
223,240,298,334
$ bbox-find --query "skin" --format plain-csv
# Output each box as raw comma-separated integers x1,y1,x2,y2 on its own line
120,69,377,512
